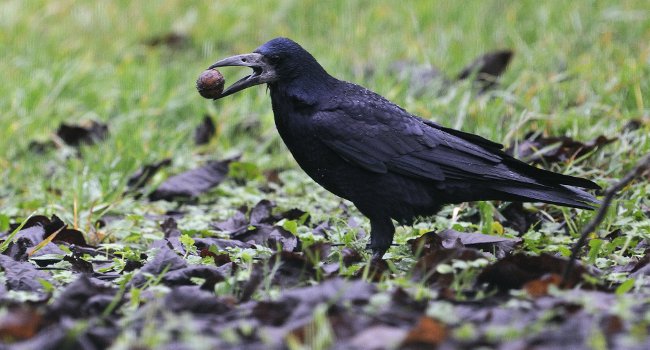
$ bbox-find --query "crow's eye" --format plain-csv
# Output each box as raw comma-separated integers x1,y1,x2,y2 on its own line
269,54,281,64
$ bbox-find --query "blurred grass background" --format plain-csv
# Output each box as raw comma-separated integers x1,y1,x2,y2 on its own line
0,0,649,216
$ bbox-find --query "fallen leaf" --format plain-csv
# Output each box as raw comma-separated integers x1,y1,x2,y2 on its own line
249,199,275,225
477,253,590,291
48,275,119,318
0,255,52,293
500,202,541,234
523,273,562,297
194,115,216,145
130,245,187,287
162,265,225,289
164,286,232,314
457,50,514,90
0,307,43,341
126,158,172,192
144,32,189,49
400,317,447,348
267,251,317,287
149,159,231,201
56,120,108,147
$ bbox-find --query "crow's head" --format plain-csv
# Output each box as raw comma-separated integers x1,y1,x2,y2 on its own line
208,37,325,99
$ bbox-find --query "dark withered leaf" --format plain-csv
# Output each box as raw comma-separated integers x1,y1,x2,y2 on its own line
48,275,119,318
457,50,514,90
211,209,248,232
164,286,232,314
0,255,52,293
253,278,375,330
302,242,331,261
160,217,181,238
194,115,216,145
249,199,274,225
354,258,391,282
312,220,330,238
267,251,318,288
3,215,69,261
199,249,231,266
507,132,616,164
6,215,52,233
149,159,231,201
263,168,283,185
477,253,590,291
63,255,94,274
411,246,485,285
56,120,108,147
253,298,298,326
279,208,309,223
53,228,88,247
341,247,363,266
501,202,541,234
162,265,225,289
239,263,264,302
130,246,187,287
409,231,445,256
126,158,172,191
230,224,298,251
144,32,189,49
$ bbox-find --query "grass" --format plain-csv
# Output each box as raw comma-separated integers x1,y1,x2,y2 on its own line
1,0,649,348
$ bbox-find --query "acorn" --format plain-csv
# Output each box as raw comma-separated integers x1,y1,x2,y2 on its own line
196,69,225,99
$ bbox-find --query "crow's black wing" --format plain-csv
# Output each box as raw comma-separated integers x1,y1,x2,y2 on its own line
313,99,539,185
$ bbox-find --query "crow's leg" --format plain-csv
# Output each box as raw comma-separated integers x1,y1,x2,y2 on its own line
366,217,395,261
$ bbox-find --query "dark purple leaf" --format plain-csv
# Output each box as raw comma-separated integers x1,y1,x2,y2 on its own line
130,246,187,287
164,286,232,314
231,224,297,251
457,50,514,89
48,275,119,318
0,255,52,293
194,115,216,145
56,120,108,147
149,159,230,201
249,199,274,225
211,209,248,232
162,265,225,289
126,158,172,191
501,202,541,234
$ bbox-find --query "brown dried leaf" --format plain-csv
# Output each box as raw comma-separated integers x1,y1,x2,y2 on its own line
0,307,43,341
400,317,447,348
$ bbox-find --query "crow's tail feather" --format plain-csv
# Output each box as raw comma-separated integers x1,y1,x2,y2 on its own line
491,183,599,210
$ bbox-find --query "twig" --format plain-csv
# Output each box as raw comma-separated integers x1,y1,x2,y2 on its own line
561,153,650,287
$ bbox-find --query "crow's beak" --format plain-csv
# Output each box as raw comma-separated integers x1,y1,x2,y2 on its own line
208,53,277,99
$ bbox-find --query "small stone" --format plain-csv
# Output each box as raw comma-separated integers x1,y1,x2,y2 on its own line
196,69,225,99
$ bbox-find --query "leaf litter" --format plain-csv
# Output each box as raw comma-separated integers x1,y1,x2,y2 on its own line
2,130,649,349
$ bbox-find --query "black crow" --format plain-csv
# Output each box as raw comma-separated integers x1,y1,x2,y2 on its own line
207,37,599,259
